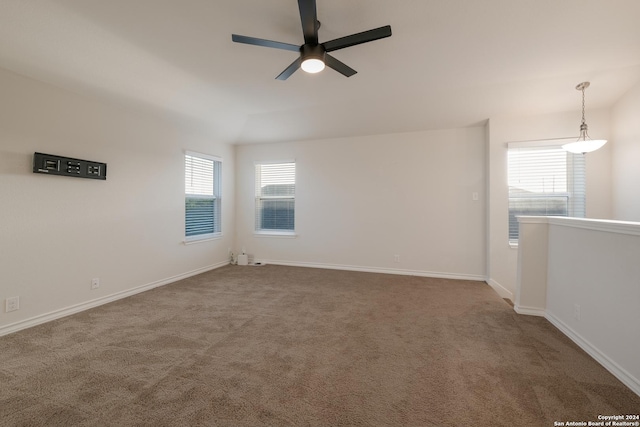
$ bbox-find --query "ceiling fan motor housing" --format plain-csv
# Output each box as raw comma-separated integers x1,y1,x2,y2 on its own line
301,44,325,62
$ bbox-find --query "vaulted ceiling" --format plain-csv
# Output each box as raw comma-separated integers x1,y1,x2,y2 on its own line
1,0,639,144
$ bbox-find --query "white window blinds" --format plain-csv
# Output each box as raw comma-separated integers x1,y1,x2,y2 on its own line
185,152,222,240
255,162,295,232
508,143,585,243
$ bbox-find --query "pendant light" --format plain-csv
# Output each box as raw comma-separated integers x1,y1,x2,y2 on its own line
562,82,607,154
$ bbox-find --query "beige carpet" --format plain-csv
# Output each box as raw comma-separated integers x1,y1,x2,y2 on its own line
1,265,638,426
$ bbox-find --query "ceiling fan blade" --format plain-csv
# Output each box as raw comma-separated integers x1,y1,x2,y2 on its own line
276,57,303,80
325,54,357,77
298,0,318,45
232,34,300,52
323,25,392,52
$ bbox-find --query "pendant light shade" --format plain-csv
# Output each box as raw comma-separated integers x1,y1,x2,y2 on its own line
562,82,607,154
562,138,607,154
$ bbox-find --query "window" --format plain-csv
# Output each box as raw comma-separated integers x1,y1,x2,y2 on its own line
508,142,585,243
255,161,295,233
185,152,222,241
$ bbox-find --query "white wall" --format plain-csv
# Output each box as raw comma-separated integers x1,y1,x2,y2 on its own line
235,128,486,280
487,109,612,298
612,80,640,221
1,59,628,337
515,217,548,316
546,219,640,396
0,68,234,333
514,216,640,396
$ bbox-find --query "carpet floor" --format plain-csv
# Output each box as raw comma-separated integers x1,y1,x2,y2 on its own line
1,265,638,426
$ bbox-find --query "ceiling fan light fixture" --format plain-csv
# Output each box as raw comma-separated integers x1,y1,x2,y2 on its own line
231,0,392,80
300,44,326,74
562,81,607,154
301,58,325,73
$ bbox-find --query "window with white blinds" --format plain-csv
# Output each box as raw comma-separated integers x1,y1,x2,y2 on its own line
508,143,585,243
255,161,295,233
185,152,222,241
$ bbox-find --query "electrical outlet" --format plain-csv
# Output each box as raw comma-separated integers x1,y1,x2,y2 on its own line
6,296,20,312
574,303,581,320
91,278,100,290
472,192,479,201
394,254,400,263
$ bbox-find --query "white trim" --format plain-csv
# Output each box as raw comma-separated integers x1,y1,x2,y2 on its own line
510,216,551,248
486,278,514,300
253,231,297,238
507,137,576,148
517,215,551,224
514,305,546,317
0,261,229,337
547,216,640,236
253,159,295,165
185,150,222,163
254,160,296,235
545,312,640,397
184,232,223,244
184,152,223,241
513,216,640,236
255,259,486,282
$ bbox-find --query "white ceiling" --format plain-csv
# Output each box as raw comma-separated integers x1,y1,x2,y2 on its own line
1,0,639,144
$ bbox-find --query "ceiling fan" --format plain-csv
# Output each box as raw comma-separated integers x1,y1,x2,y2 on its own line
231,0,392,80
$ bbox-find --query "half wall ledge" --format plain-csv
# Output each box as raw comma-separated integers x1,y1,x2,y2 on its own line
515,215,640,397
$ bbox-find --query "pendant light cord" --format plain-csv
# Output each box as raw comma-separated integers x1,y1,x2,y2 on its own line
581,86,586,127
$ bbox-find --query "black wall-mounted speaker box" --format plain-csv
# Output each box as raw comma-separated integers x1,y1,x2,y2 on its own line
33,152,107,180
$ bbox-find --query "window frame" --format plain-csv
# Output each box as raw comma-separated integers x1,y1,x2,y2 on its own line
507,139,585,246
184,150,223,244
254,160,297,237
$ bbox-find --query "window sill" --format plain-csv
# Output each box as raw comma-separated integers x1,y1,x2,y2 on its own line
509,241,519,249
183,233,223,245
254,231,297,238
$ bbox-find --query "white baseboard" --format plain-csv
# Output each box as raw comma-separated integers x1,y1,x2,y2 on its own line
0,261,229,337
486,278,514,301
514,304,546,317
545,311,640,397
255,259,486,282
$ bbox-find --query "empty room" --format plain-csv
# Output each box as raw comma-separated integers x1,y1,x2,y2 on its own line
1,0,639,425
